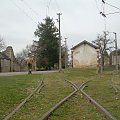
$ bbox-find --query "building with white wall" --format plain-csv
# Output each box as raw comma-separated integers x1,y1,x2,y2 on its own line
71,40,99,68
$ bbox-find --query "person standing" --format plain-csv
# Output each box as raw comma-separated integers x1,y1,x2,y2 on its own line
26,52,33,74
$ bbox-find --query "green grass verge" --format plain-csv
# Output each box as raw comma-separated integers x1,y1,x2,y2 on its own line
85,71,120,120
0,68,119,120
0,74,42,119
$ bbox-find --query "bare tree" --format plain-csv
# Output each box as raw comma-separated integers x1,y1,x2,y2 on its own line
92,32,113,73
15,43,37,71
0,36,6,51
16,51,26,71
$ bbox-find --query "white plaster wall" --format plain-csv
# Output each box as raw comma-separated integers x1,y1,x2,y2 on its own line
73,44,98,68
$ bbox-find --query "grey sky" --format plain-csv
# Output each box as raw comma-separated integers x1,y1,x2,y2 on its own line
0,0,120,54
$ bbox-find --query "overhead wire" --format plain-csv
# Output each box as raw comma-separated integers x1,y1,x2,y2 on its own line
52,0,62,20
47,0,62,15
102,1,107,31
45,0,62,22
102,0,105,15
94,0,107,31
94,0,101,13
106,12,120,15
105,2,120,11
20,0,41,17
100,0,120,41
46,0,52,16
48,0,52,10
50,0,58,14
46,0,48,16
10,0,38,25
54,0,61,12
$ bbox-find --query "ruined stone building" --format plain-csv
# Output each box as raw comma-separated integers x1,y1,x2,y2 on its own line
0,46,37,72
0,46,20,72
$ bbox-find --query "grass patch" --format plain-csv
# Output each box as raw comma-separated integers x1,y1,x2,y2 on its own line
85,71,120,120
0,74,42,119
51,92,106,120
0,68,119,120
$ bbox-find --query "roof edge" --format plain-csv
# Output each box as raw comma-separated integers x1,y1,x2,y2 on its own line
71,40,99,50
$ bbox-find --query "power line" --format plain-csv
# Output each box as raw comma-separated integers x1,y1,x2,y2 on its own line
54,0,61,12
48,0,52,10
10,0,38,25
101,0,107,31
50,0,59,14
47,0,62,17
100,0,120,17
20,0,41,17
105,2,120,11
94,0,101,13
102,0,105,15
106,12,120,15
46,0,52,16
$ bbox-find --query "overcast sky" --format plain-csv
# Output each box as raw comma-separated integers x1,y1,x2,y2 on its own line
0,0,120,54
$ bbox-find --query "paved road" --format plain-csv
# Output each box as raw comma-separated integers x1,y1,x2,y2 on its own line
0,70,58,76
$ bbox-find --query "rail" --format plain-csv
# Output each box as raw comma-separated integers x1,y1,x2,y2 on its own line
38,80,85,120
3,80,44,120
80,85,117,120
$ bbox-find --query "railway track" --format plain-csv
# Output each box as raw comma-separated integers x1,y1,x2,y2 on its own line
80,85,117,120
111,79,120,95
2,80,44,120
38,80,117,120
38,80,82,120
2,79,118,120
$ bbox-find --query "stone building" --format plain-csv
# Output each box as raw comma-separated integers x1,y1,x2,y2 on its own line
0,52,11,72
0,46,20,72
0,46,37,72
71,40,99,68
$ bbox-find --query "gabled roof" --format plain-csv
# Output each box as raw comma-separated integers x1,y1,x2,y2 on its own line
0,52,10,60
71,40,99,50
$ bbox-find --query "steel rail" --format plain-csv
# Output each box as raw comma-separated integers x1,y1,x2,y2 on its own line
80,85,117,120
64,79,79,89
111,79,120,94
37,84,45,94
38,81,85,120
3,80,44,120
111,84,119,94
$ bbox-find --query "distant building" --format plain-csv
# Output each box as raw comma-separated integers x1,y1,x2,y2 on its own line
0,52,11,72
0,46,37,72
110,50,120,66
0,46,21,72
71,40,99,68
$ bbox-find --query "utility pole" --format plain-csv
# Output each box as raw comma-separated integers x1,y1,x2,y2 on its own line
57,13,62,72
113,32,118,71
64,38,67,69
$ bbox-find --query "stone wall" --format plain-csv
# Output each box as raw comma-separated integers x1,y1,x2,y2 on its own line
0,46,21,72
1,59,11,72
0,46,36,72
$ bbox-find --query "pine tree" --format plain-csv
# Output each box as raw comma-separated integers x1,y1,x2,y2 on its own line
34,17,59,70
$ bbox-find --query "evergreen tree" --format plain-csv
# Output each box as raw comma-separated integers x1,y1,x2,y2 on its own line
34,17,59,70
